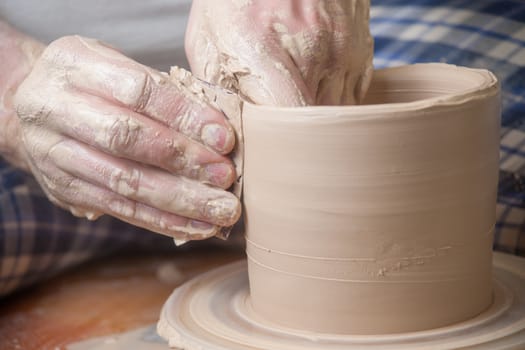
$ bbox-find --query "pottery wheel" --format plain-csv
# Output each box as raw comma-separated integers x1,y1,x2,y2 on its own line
157,252,525,350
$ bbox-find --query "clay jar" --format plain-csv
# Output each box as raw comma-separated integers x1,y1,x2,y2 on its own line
242,64,500,335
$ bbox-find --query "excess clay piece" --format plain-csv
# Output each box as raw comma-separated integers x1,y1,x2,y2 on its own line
159,64,525,348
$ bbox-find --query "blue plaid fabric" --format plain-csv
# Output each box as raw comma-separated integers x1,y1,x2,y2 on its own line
0,0,524,298
0,158,172,297
371,0,525,256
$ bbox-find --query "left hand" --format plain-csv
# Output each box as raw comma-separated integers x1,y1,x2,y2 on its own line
12,36,241,240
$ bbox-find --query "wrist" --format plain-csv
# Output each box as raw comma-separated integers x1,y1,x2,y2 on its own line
0,110,27,170
0,21,45,170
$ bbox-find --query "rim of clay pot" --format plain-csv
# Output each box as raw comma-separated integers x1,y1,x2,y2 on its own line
243,63,498,119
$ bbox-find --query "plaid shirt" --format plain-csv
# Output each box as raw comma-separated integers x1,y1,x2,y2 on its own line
371,0,525,256
0,161,173,297
1,0,524,297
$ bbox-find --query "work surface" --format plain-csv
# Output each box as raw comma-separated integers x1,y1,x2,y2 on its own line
0,244,244,349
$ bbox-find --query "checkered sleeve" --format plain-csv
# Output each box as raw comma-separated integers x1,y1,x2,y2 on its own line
371,0,525,256
0,158,172,297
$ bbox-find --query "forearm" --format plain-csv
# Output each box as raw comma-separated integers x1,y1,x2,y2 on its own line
0,20,44,170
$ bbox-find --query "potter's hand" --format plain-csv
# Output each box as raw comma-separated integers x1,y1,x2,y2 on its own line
13,35,241,240
186,0,374,106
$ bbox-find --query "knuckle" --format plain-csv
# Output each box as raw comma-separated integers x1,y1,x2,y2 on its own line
41,35,80,66
14,72,57,126
170,101,196,132
42,175,77,207
14,100,33,123
109,198,171,234
140,210,167,232
108,167,142,197
165,139,188,171
104,115,140,153
42,172,73,194
127,69,152,113
17,99,53,125
108,197,138,219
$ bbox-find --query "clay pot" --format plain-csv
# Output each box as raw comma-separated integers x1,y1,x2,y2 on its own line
242,63,500,334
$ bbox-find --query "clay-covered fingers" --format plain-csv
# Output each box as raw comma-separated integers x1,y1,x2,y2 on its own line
42,94,235,189
185,0,373,107
186,22,314,106
47,139,241,228
40,168,222,240
31,35,236,154
13,34,242,236
223,47,315,106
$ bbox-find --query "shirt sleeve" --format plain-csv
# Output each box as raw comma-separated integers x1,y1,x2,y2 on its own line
370,0,525,256
0,158,172,298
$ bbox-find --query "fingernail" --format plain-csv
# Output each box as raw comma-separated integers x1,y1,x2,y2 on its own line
203,163,234,188
190,220,215,231
206,196,240,226
201,123,233,153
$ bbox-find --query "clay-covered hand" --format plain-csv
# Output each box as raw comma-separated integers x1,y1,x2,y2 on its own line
13,35,241,240
185,0,373,106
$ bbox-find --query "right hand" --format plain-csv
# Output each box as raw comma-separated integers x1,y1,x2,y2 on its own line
185,0,373,107
13,35,241,240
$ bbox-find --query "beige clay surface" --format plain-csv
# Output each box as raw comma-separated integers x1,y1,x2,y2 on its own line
243,63,500,334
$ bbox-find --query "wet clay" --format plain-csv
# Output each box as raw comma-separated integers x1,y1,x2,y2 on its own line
157,253,525,349
243,64,500,334
186,0,373,106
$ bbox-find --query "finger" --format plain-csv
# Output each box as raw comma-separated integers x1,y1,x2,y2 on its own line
42,35,235,154
22,147,105,221
41,170,219,240
48,139,241,227
317,69,347,105
46,93,235,189
32,157,218,239
244,53,314,106
187,27,314,107
350,64,374,104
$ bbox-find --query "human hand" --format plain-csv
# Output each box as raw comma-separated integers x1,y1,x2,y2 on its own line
13,35,241,240
185,0,373,106
0,21,45,170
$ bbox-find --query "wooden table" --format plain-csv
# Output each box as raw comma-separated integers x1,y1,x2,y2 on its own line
0,244,245,349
